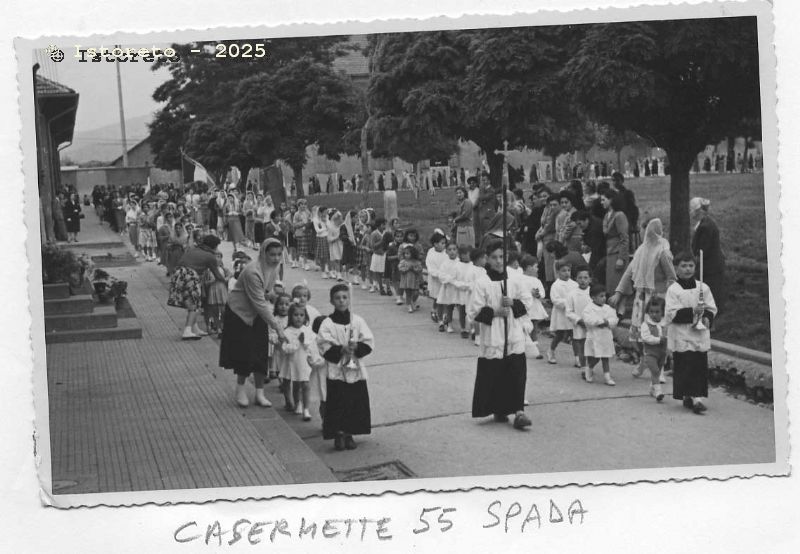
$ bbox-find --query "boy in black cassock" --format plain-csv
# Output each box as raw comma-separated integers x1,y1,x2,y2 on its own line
316,284,375,450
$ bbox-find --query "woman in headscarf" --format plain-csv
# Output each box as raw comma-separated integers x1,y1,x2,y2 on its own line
292,198,313,270
168,234,226,340
219,238,288,407
226,192,246,252
690,197,726,313
243,191,257,248
453,186,475,247
535,193,560,291
601,189,630,298
609,218,676,372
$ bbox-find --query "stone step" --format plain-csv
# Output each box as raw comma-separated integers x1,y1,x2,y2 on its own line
60,240,125,249
44,305,117,332
44,294,95,316
45,317,142,344
43,283,70,300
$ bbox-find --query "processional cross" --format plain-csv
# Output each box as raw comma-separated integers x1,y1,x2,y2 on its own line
493,140,512,357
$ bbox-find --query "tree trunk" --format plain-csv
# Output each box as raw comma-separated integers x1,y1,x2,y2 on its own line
239,164,251,192
666,146,696,254
360,123,371,205
290,162,304,198
486,149,504,189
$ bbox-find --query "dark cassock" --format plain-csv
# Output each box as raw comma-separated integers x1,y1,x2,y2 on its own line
468,266,533,424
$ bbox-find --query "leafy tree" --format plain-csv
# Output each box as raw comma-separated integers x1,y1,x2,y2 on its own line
563,17,761,251
368,27,586,188
593,124,647,171
149,37,352,187
232,57,362,197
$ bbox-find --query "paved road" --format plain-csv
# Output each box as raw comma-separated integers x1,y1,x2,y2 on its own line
57,214,776,487
210,240,776,481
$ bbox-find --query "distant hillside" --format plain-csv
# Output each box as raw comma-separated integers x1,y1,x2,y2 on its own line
61,113,153,165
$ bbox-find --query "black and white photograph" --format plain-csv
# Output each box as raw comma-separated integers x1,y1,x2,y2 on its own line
11,0,791,538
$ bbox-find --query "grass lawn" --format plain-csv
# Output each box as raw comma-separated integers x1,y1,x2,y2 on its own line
300,172,773,352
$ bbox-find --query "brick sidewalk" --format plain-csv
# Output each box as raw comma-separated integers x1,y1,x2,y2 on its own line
46,219,334,495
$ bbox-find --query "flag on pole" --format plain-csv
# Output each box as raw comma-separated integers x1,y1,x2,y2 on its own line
181,149,216,187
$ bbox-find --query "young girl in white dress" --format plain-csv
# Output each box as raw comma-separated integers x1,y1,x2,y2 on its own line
566,266,593,372
281,303,315,421
327,210,343,280
269,294,291,399
436,241,462,333
547,260,578,364
425,231,448,325
582,284,619,385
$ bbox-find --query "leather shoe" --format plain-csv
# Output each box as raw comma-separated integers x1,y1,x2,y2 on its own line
344,435,357,450
513,413,532,430
334,434,345,451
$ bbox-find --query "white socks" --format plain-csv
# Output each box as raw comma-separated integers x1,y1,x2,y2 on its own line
254,388,272,407
236,384,249,407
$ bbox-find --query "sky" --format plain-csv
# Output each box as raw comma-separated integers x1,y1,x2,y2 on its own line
38,42,171,135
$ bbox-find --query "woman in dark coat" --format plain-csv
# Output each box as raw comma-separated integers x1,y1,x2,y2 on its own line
63,193,82,242
690,197,726,313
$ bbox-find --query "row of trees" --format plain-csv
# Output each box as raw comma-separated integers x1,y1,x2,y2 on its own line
149,17,761,252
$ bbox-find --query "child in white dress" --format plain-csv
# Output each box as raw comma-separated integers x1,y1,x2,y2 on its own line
436,241,462,333
453,245,474,338
518,255,547,358
565,266,592,373
269,294,291,399
547,260,578,364
281,303,315,421
425,231,448,325
582,284,619,385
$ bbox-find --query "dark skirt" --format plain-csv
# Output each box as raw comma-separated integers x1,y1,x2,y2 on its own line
254,221,265,245
672,351,709,400
472,353,527,418
296,234,312,258
218,306,269,376
341,240,356,266
167,266,202,309
314,236,330,265
322,379,371,439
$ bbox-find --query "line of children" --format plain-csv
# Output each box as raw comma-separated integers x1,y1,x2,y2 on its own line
565,265,592,373
398,243,424,313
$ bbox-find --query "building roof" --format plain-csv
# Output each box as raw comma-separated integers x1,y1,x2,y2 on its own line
110,136,150,167
35,74,78,97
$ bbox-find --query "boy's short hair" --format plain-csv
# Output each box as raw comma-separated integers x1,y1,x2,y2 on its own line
506,251,521,265
520,254,538,270
673,251,696,266
457,244,472,257
589,284,606,297
329,283,349,300
374,217,386,227
291,284,311,300
574,265,591,277
469,247,485,263
555,258,573,271
645,296,666,312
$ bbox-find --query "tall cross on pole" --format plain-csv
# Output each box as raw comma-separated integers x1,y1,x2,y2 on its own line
493,140,512,357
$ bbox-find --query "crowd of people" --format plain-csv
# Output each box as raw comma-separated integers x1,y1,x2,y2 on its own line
89,167,728,451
